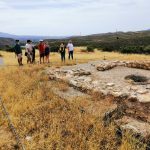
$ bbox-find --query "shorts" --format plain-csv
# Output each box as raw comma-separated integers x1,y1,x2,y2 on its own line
40,53,45,57
27,52,33,62
45,52,50,56
17,54,22,59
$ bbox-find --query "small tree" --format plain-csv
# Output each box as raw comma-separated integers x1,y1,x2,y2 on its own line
87,46,94,52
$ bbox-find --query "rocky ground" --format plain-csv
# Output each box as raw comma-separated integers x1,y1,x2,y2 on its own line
47,60,150,146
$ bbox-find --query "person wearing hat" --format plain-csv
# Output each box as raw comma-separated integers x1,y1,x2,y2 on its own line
38,40,45,64
14,40,23,66
67,40,74,60
25,40,33,64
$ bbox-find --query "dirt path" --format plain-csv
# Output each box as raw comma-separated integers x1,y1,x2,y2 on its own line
0,58,3,66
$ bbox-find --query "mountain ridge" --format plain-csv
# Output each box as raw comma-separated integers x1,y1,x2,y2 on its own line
0,32,68,41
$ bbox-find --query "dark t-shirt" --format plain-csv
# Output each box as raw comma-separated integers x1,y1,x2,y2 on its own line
14,44,22,54
45,47,50,55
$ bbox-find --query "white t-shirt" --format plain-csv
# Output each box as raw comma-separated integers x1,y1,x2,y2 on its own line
25,43,33,52
67,43,74,51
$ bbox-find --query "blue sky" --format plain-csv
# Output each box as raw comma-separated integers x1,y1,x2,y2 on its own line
0,0,149,36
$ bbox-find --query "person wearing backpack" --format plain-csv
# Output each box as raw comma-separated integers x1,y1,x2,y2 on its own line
67,40,74,60
59,42,66,62
25,40,33,64
14,40,23,66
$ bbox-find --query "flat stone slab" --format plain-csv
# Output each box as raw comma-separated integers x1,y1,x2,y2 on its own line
47,60,150,104
116,116,150,139
52,86,89,100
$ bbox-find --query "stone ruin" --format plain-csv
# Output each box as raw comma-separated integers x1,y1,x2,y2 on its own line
96,60,150,71
47,60,150,147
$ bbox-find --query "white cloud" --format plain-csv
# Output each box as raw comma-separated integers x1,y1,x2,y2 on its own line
0,0,149,35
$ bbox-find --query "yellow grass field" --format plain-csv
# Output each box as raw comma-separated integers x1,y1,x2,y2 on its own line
0,48,148,149
0,47,150,66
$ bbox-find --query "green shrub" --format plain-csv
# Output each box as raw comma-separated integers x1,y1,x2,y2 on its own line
87,46,94,52
120,46,144,54
5,47,14,52
143,45,150,54
102,46,114,52
50,46,59,52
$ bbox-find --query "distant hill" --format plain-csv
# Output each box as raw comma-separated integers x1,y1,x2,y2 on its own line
46,30,150,44
0,37,15,50
0,32,67,42
0,30,150,53
70,30,150,41
46,30,150,54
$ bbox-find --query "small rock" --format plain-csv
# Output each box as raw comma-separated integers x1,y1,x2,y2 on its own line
49,75,56,80
130,86,138,91
112,92,122,97
70,80,77,86
106,83,115,87
138,94,150,103
137,90,148,94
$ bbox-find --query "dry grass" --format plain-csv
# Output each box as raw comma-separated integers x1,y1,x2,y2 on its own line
0,49,148,149
1,47,150,66
0,66,115,149
55,82,69,92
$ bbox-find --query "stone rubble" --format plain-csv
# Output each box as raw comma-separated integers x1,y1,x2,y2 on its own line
47,60,150,140
96,60,150,71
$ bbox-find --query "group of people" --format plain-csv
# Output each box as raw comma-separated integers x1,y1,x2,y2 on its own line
14,39,74,66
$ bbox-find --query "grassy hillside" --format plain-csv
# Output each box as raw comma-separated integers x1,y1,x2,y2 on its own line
46,30,150,54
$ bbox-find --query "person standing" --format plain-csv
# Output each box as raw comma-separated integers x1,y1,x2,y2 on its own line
45,42,50,63
14,40,23,66
32,44,36,63
59,42,66,62
38,40,45,64
25,40,33,64
67,40,74,60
